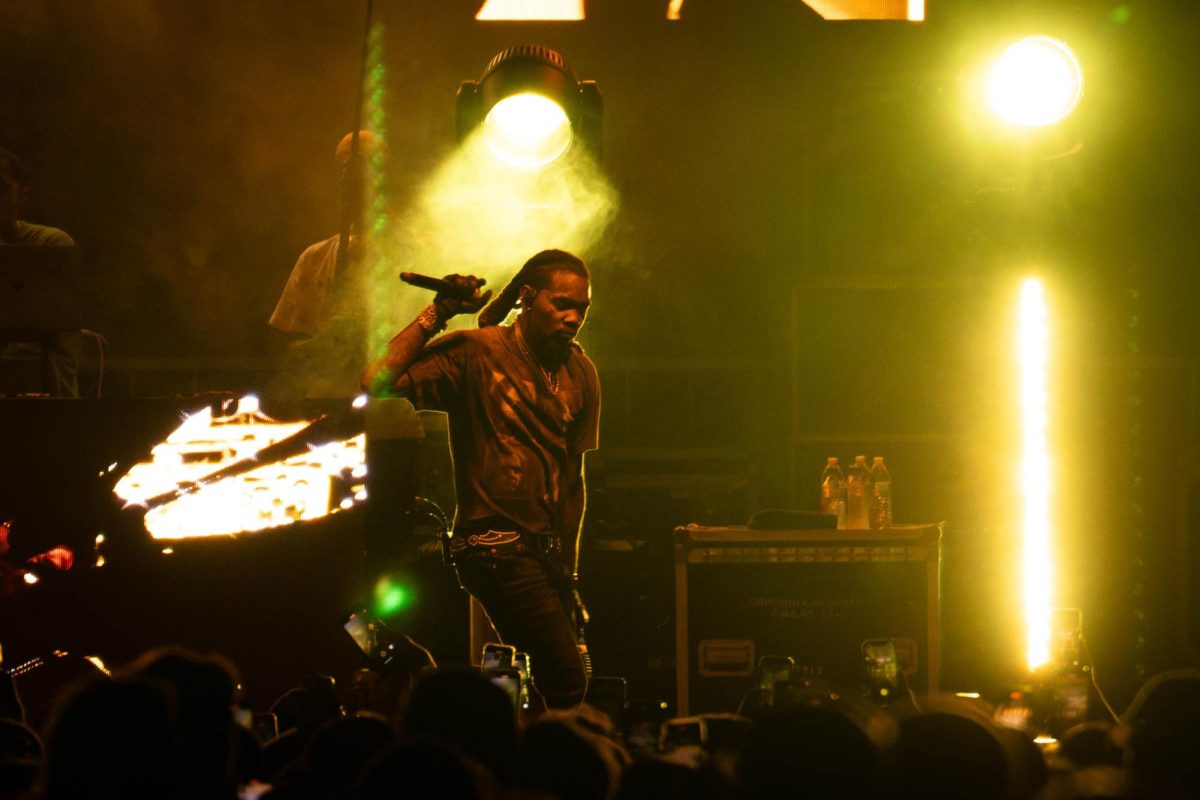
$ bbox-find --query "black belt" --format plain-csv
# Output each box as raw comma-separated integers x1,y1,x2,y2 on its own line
448,529,561,556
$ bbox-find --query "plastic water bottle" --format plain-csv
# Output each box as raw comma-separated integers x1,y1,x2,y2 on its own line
1048,608,1092,735
846,455,870,530
868,456,893,529
819,457,847,529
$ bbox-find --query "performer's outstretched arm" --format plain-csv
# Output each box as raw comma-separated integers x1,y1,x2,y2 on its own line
360,274,490,396
360,313,435,397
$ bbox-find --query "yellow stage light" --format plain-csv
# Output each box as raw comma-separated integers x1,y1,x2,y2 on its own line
987,36,1082,128
457,45,601,170
476,0,584,20
1018,278,1053,670
483,92,573,169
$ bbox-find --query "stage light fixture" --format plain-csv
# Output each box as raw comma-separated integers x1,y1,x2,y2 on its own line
987,36,1082,128
457,45,602,169
483,93,573,169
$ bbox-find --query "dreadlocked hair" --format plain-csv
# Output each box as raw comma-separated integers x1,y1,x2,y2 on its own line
477,249,588,328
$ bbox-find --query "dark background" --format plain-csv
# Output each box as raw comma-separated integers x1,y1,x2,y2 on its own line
2,0,1198,708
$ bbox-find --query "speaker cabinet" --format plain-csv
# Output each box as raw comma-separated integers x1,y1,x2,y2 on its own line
674,524,941,715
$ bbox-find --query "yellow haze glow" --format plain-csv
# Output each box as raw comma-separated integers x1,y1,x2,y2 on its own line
363,128,617,354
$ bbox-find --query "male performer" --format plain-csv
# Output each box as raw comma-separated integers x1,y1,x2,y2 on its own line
361,250,599,708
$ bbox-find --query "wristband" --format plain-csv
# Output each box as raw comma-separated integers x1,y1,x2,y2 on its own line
415,303,447,336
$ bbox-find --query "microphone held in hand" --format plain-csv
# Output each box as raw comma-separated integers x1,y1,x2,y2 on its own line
399,272,491,314
398,271,470,296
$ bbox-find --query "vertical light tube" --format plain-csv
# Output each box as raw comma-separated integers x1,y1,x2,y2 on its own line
1018,278,1053,670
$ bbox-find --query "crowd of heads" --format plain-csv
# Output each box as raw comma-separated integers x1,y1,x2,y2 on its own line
1,648,1198,800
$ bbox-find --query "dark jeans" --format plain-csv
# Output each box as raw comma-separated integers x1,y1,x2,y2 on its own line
454,541,587,709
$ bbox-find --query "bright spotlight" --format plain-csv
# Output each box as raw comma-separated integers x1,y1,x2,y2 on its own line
458,45,601,169
483,93,573,169
987,36,1082,128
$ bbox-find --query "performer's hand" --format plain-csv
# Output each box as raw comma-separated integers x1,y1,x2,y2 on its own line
435,274,493,317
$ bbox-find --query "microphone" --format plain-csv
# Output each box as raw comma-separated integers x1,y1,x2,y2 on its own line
398,271,482,299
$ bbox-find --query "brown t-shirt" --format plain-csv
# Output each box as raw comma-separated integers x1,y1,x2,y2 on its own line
405,324,600,538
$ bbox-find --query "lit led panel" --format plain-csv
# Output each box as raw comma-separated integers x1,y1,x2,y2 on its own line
799,0,924,21
114,396,366,540
476,0,584,20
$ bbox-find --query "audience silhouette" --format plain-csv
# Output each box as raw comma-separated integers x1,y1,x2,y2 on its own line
42,676,184,799
399,668,518,788
9,643,1200,800
736,705,880,800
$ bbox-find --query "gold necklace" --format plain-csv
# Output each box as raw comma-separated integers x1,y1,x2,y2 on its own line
513,323,560,396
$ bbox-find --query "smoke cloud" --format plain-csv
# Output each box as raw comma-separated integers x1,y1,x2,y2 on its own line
279,130,618,396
